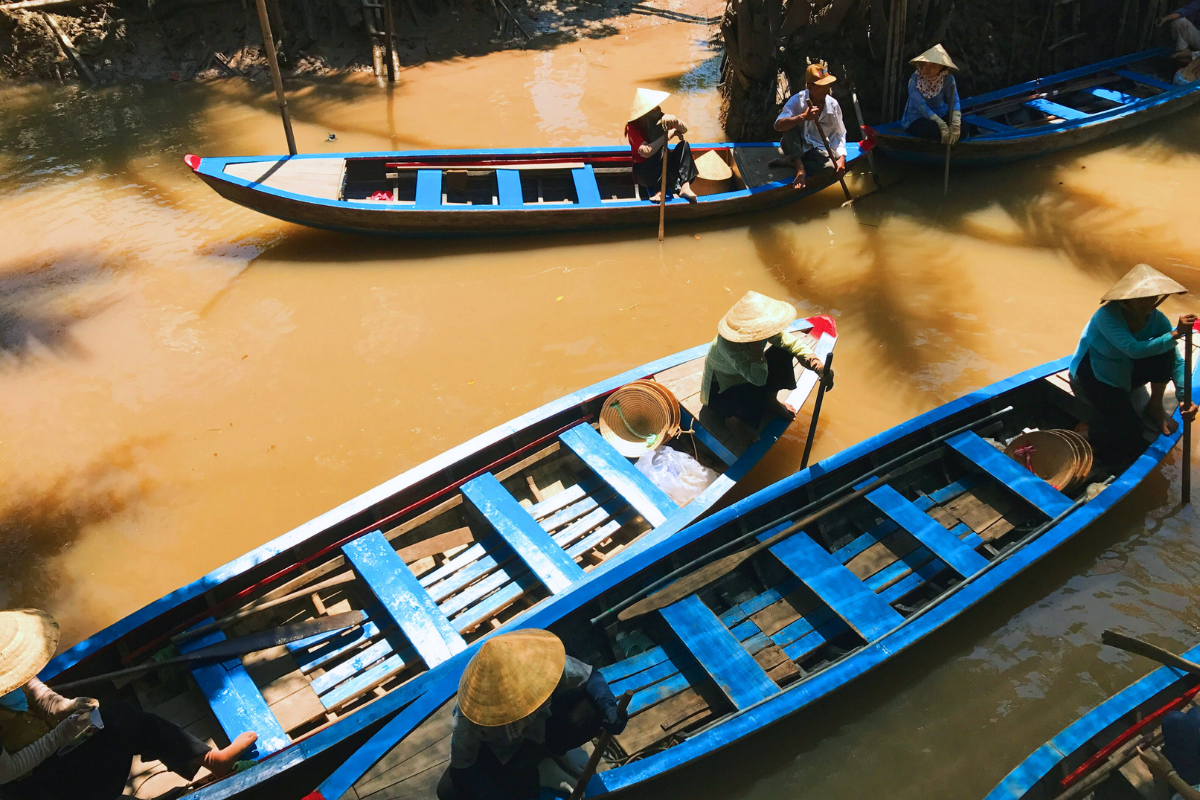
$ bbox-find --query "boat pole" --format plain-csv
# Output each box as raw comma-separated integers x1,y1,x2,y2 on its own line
383,0,397,82
254,0,297,155
800,351,833,469
943,142,952,196
658,130,673,243
1185,320,1193,503
565,692,632,800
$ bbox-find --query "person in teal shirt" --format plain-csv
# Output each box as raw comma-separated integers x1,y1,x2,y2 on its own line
1069,264,1198,464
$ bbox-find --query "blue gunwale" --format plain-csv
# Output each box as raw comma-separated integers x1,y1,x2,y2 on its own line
304,353,1192,800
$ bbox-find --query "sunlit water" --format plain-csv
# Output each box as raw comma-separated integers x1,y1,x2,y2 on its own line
1,1,1199,796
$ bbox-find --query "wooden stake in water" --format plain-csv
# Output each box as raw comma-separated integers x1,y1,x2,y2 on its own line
254,0,297,155
1185,322,1193,504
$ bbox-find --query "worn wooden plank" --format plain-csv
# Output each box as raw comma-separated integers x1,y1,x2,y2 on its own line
224,157,345,200
354,698,455,798
1113,69,1175,92
866,484,989,578
1025,98,1089,120
559,423,677,527
659,596,778,710
343,532,466,667
396,528,476,564
947,430,1073,516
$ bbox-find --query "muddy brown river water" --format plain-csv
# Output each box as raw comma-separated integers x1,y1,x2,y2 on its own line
2,3,1200,797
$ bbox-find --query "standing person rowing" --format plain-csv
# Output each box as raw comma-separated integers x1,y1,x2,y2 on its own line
624,89,699,204
770,62,848,190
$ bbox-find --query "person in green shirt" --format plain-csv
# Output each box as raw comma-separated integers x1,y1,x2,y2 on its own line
700,291,830,429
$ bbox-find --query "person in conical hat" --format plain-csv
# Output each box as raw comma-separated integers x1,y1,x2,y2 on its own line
770,61,848,190
700,291,831,430
901,44,962,145
0,607,259,798
624,88,699,203
1068,264,1198,465
438,629,625,800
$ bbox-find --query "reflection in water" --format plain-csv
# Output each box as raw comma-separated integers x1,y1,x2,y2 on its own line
0,4,1199,798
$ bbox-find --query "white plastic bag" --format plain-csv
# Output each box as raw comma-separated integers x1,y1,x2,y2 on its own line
634,447,720,507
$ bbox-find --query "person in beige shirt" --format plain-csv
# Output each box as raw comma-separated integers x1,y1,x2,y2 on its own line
700,291,830,429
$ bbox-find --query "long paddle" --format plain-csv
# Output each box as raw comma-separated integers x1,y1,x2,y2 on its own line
657,129,676,243
53,611,365,691
943,142,952,197
1102,630,1200,676
1184,321,1193,504
565,691,633,800
809,98,853,205
800,352,833,470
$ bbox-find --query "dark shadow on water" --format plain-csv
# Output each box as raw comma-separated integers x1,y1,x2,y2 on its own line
0,256,116,361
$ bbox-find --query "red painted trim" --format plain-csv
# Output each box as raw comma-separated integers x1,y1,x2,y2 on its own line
301,793,326,800
184,154,202,171
1060,682,1200,789
122,415,592,663
807,314,838,340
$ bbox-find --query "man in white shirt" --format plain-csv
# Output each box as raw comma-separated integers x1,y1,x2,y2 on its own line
770,62,848,189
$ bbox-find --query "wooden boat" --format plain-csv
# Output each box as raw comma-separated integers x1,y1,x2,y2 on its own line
183,141,865,237
301,350,1196,800
39,316,837,799
872,48,1200,167
985,641,1200,800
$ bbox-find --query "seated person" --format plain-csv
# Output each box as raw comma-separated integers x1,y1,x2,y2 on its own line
0,608,258,800
770,62,847,189
1162,0,1200,58
1068,264,1198,465
701,291,830,430
438,629,626,800
901,44,962,144
1139,709,1200,799
625,88,698,203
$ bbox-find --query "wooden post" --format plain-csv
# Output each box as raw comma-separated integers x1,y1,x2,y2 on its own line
383,0,396,82
253,0,297,155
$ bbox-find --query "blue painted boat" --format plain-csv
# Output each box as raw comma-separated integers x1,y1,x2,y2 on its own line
298,352,1195,800
183,141,865,237
39,316,837,799
872,48,1200,167
985,642,1200,800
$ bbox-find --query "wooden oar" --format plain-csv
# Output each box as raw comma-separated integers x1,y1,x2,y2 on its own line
565,691,633,800
1102,630,1200,676
1184,321,1193,504
809,99,853,205
657,130,675,243
800,352,833,470
53,611,364,691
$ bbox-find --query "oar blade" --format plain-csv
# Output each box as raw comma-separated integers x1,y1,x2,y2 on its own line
617,549,753,621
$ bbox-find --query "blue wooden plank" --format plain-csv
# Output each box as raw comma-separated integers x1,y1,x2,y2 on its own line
343,531,466,666
180,622,290,756
539,486,614,533
415,170,442,207
310,631,416,696
599,646,670,684
572,166,603,207
496,169,523,207
1086,86,1138,105
659,596,778,710
962,114,1018,133
551,496,626,549
448,579,529,632
1114,69,1176,92
1025,98,1089,120
559,423,677,526
609,658,680,697
759,525,903,641
680,408,737,467
629,672,691,715
319,653,407,709
781,615,850,661
564,513,635,558
462,473,585,594
947,430,1074,517
866,485,989,578
290,621,381,674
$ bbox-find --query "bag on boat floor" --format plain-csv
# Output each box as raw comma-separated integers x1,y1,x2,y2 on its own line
635,448,718,507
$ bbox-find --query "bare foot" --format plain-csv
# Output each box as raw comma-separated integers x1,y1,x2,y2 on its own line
681,189,698,203
202,732,258,777
1147,405,1179,436
792,170,807,189
650,192,663,203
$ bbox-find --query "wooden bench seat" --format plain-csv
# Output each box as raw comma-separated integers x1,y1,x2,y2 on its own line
559,423,677,526
865,484,990,578
947,430,1073,517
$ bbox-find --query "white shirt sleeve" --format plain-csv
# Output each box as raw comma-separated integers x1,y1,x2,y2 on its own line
0,721,73,784
776,92,806,125
828,99,848,158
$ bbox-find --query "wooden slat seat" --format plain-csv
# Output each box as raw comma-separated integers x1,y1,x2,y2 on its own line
1113,69,1175,92
659,596,778,710
963,114,1019,134
864,484,990,578
758,526,904,641
1025,98,1089,120
947,430,1073,517
1086,87,1138,105
462,473,585,594
343,532,467,667
179,623,290,756
559,423,677,526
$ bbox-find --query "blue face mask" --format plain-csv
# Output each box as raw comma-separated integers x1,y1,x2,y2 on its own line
0,688,27,713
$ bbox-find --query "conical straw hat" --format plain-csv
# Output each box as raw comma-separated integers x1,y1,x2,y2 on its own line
458,629,565,727
0,609,60,696
1100,264,1188,303
1004,431,1079,491
628,88,671,123
717,291,798,343
911,44,958,71
695,150,733,181
599,380,680,458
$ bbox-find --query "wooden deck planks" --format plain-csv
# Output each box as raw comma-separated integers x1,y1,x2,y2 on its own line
344,532,467,667
947,430,1073,516
223,158,346,200
559,423,677,526
659,596,778,710
865,484,990,578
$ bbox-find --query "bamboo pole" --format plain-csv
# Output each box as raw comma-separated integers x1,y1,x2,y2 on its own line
253,0,297,155
42,13,96,84
383,0,396,82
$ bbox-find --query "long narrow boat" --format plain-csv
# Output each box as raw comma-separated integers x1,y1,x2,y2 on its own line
985,641,1200,800
872,48,1200,166
302,349,1196,800
183,141,865,237
40,316,837,799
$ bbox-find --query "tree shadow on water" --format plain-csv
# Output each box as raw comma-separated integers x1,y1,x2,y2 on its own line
0,256,117,362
